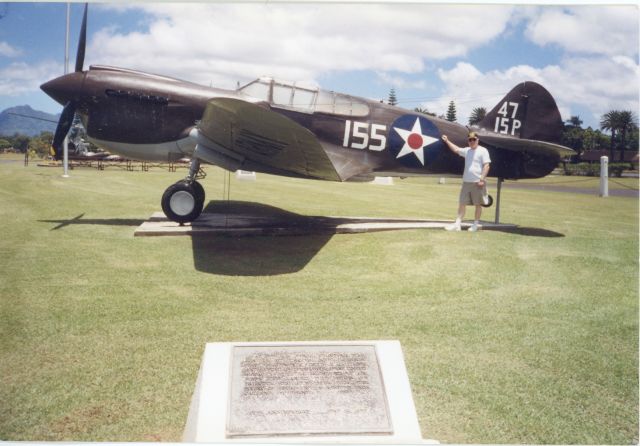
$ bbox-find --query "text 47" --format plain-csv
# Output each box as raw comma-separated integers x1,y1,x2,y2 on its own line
494,101,522,135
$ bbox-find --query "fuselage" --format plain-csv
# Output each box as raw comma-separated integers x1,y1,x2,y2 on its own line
41,65,560,180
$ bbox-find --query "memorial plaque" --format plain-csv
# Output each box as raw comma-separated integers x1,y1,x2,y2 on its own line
227,344,393,437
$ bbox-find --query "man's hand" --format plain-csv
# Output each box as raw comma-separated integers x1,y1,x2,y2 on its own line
442,134,459,154
477,162,490,188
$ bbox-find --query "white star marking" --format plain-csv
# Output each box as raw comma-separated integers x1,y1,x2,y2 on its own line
393,117,439,165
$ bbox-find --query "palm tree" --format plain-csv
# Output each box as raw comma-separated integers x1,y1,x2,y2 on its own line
601,110,638,160
468,107,486,126
565,116,583,128
600,111,620,160
617,111,637,161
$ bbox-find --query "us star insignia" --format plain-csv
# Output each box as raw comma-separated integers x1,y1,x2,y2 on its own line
393,117,439,165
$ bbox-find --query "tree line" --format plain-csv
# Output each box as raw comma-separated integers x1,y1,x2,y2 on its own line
0,132,55,159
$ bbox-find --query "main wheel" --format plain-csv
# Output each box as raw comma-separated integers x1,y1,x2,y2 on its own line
482,194,494,208
161,181,204,224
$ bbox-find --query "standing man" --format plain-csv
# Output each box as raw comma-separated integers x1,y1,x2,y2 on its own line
441,131,491,232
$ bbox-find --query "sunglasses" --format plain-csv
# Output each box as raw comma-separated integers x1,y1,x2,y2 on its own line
468,137,478,142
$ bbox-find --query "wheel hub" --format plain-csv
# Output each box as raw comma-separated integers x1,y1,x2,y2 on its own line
170,190,195,216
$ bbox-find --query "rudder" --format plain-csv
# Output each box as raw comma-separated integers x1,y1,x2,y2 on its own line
478,82,563,144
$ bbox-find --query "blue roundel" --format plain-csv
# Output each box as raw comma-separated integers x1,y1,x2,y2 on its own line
388,114,443,168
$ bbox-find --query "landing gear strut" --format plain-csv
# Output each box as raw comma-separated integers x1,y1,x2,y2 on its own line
161,158,206,224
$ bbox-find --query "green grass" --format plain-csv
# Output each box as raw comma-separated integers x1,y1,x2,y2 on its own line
0,158,638,443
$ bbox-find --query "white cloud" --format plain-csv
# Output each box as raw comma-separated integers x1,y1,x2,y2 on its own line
421,55,639,128
437,62,483,86
375,72,426,90
526,6,639,57
0,41,21,57
0,61,62,96
87,3,514,89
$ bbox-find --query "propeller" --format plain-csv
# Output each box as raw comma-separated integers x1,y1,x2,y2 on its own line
75,4,88,73
52,101,78,157
51,3,87,160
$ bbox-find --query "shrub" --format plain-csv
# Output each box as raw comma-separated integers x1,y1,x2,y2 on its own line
563,162,628,177
564,163,599,176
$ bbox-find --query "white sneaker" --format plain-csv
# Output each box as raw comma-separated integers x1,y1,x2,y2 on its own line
468,223,479,232
444,222,461,231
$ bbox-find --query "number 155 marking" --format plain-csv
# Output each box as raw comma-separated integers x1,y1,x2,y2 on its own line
343,120,387,151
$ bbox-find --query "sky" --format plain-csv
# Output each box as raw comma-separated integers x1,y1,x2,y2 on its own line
0,1,638,131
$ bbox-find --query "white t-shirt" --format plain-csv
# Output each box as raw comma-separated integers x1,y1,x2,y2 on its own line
457,146,491,182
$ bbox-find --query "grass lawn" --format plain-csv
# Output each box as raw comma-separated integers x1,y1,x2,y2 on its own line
0,157,638,443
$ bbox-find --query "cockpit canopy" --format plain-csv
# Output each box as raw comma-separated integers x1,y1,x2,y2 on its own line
238,77,370,117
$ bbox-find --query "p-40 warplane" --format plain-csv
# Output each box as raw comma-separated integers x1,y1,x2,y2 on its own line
41,5,574,224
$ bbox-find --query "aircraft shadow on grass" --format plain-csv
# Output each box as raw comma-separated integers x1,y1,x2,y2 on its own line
192,201,343,276
484,226,565,238
39,201,564,276
191,228,330,276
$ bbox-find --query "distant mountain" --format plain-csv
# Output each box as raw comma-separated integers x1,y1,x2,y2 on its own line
0,105,58,137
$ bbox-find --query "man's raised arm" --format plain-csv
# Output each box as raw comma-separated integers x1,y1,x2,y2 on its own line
441,135,461,155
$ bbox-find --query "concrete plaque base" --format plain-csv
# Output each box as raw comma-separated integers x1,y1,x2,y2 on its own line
183,341,434,443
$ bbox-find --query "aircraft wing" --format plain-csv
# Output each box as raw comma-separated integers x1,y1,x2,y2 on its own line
197,98,340,181
479,133,575,158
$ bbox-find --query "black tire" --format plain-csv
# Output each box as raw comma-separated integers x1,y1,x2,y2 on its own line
482,194,494,208
192,180,205,205
161,181,204,224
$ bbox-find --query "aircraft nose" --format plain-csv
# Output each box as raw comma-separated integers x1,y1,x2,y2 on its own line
40,72,85,105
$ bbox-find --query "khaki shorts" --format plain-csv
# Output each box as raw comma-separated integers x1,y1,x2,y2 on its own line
459,182,488,206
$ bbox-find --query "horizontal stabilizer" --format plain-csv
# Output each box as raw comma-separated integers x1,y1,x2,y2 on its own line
479,132,575,158
198,98,340,181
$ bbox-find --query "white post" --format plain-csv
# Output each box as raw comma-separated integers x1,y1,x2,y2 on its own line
62,135,70,178
599,156,608,197
64,3,70,74
62,3,70,178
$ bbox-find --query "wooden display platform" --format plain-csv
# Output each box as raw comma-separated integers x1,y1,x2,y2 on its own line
134,212,516,237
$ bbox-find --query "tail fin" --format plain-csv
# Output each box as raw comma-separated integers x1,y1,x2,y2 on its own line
478,81,563,143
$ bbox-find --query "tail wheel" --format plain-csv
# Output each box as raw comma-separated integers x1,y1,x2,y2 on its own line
482,194,494,208
161,181,204,224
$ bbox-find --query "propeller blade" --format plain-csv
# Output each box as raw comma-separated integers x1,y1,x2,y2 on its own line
52,102,77,160
74,3,88,73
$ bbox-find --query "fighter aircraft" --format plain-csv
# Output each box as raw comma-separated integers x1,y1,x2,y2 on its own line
41,5,574,224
